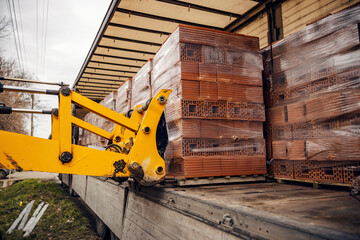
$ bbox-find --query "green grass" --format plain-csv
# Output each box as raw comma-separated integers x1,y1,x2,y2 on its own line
0,179,100,240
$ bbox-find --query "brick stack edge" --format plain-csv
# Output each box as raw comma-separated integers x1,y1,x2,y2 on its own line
79,25,267,179
263,5,360,185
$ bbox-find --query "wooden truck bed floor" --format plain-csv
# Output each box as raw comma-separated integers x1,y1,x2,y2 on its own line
67,175,360,240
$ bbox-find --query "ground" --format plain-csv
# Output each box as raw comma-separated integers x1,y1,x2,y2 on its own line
0,172,101,240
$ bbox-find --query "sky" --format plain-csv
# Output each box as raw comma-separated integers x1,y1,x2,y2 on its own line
0,0,112,138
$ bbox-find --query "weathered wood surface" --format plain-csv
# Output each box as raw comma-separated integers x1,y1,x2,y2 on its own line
69,176,360,240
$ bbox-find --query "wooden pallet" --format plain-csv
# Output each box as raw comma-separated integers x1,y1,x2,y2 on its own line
275,177,351,189
165,174,266,186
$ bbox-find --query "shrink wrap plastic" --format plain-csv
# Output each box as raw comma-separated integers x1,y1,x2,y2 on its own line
149,25,267,177
263,5,360,184
115,79,132,113
131,60,152,108
80,25,268,178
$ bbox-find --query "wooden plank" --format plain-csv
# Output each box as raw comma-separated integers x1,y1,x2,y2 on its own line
82,73,131,81
87,61,141,72
90,55,144,67
84,68,137,76
276,177,351,187
235,11,268,48
172,175,266,186
104,25,169,45
84,177,125,238
183,0,257,15
95,47,154,61
283,0,360,37
123,191,240,240
119,0,234,29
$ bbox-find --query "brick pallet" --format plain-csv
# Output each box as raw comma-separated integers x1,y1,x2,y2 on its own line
150,25,266,178
78,25,267,182
263,5,360,185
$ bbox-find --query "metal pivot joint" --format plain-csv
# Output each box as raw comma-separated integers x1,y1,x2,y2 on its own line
157,95,166,104
60,152,73,163
60,87,71,96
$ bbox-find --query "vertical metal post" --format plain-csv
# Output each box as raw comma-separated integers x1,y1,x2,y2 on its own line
58,87,72,163
31,93,34,136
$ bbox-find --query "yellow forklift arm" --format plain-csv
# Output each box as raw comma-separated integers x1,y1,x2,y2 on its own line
0,78,171,186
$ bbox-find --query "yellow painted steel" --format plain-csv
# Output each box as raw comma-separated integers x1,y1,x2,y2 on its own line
0,88,172,186
127,90,172,186
71,91,139,132
51,114,59,141
0,130,128,177
59,89,72,155
72,116,113,140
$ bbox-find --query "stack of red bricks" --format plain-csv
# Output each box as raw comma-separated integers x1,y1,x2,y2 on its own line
263,5,360,185
151,25,266,178
79,25,267,179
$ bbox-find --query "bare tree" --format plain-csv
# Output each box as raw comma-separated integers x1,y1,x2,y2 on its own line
0,17,34,134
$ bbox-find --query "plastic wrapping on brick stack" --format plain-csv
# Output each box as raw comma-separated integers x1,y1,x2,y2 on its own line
79,91,117,147
263,5,360,184
131,60,152,108
150,25,267,178
116,79,132,113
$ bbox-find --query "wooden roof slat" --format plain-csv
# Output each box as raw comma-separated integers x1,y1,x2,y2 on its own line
97,44,157,55
78,83,122,89
82,72,133,79
111,11,179,33
181,0,258,15
95,47,153,61
77,85,118,91
156,0,242,18
119,0,234,29
116,8,224,30
89,61,141,70
104,25,168,44
81,76,129,83
108,22,172,35
90,55,145,67
85,68,137,76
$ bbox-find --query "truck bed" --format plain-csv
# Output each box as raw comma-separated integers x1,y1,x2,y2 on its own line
65,175,360,240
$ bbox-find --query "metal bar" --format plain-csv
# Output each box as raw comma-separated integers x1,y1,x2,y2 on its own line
81,77,126,83
156,0,242,18
83,72,134,79
12,108,52,114
86,66,138,74
224,1,269,32
77,83,121,88
93,53,148,63
108,22,171,35
1,84,59,95
102,35,162,47
76,82,120,90
0,76,67,86
97,45,157,56
77,88,116,93
116,8,223,31
89,60,143,69
71,116,113,140
59,89,73,159
71,91,139,132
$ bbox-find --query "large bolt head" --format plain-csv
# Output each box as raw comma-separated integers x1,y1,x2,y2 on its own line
157,95,166,104
60,152,73,163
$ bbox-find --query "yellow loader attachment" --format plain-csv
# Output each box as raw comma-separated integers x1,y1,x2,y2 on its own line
0,78,171,186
